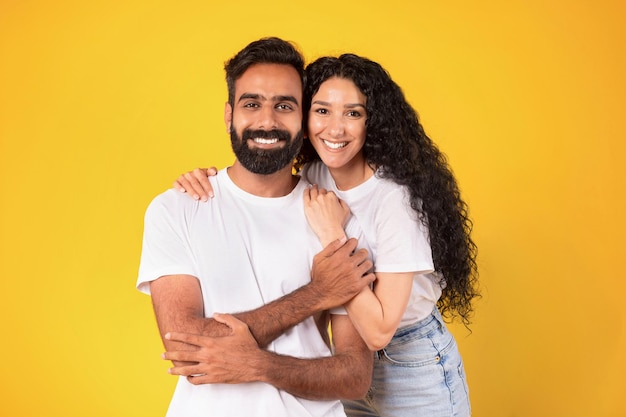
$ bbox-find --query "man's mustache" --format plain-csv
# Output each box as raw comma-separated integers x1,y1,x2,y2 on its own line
242,129,292,141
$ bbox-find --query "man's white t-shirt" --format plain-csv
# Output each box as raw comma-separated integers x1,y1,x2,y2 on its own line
137,169,357,417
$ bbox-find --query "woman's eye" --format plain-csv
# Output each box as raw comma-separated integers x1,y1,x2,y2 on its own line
347,110,362,118
314,108,328,115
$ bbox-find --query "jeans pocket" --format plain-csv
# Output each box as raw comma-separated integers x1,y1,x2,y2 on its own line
380,333,444,367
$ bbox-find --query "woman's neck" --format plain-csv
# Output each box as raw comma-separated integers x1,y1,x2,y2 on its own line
328,159,376,191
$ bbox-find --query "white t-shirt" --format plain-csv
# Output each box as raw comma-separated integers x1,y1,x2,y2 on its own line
302,161,442,327
137,169,352,417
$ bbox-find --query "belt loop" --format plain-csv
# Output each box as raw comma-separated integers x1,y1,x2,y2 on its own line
433,306,444,329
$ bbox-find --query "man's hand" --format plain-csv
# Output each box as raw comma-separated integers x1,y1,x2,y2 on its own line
309,238,375,310
163,313,266,385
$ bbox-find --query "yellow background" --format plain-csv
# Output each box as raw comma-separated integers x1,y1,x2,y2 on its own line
1,0,624,415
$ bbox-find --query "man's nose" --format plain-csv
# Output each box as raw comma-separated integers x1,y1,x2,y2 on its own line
257,106,278,130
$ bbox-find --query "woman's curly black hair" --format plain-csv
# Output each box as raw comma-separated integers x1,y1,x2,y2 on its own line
295,54,480,326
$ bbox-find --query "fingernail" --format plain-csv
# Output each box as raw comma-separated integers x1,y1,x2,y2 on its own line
208,192,214,198
165,332,171,340
179,188,186,193
193,194,199,200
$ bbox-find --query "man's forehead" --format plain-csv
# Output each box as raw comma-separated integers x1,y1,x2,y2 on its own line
234,63,303,102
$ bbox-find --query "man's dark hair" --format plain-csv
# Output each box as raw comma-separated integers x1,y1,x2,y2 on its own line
224,37,305,107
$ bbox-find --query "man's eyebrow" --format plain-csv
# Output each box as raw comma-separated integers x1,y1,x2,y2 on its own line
275,95,299,105
237,93,299,105
238,93,263,102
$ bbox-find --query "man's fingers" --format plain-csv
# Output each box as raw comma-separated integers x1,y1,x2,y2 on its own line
321,239,370,269
320,236,355,257
336,237,358,254
353,249,373,271
187,374,211,385
318,238,341,256
163,349,201,363
165,331,203,346
351,247,369,262
362,271,376,286
212,313,246,332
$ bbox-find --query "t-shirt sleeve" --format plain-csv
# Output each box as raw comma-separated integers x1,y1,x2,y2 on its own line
136,191,197,295
374,187,434,274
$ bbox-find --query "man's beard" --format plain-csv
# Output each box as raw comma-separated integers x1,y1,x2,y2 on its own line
231,128,303,175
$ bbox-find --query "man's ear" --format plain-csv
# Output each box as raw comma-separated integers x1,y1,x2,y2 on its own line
224,102,232,133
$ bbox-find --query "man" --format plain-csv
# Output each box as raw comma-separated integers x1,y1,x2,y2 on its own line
137,37,375,417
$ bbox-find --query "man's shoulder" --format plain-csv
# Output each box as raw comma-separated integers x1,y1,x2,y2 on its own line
149,188,191,207
145,188,201,219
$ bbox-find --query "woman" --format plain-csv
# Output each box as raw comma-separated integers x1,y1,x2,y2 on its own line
176,54,479,417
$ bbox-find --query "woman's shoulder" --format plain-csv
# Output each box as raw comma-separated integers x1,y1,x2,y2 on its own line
372,171,409,199
301,161,332,186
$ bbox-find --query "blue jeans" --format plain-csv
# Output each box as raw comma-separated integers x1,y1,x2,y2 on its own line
342,308,471,417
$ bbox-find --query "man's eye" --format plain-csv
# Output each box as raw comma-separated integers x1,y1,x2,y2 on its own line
276,104,293,111
243,102,260,108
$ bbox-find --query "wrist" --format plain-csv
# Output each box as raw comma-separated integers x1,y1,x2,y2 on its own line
251,349,275,384
299,281,328,312
320,231,347,248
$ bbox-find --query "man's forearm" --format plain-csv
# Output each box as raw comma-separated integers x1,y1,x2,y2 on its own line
254,348,372,400
202,284,324,347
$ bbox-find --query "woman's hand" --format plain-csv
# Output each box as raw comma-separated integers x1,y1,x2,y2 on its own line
303,184,350,247
174,167,218,201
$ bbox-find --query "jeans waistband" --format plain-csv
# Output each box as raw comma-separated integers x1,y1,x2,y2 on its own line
391,307,444,343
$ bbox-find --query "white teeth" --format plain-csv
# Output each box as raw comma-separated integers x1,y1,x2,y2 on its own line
323,140,347,149
254,138,279,144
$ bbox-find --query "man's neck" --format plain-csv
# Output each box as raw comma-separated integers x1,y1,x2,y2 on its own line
227,161,299,197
